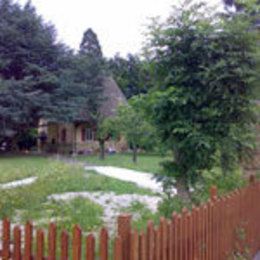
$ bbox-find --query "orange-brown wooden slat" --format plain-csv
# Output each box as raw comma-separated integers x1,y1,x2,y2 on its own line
154,228,161,260
72,225,82,260
36,229,45,260
117,214,132,260
191,208,198,260
167,221,173,260
13,225,22,260
139,232,147,260
48,222,57,260
24,221,33,260
2,218,10,260
171,213,177,260
146,221,154,260
160,217,167,260
100,227,109,260
187,213,192,260
130,230,139,260
61,230,69,260
86,234,95,260
175,215,181,260
182,209,188,260
205,204,209,260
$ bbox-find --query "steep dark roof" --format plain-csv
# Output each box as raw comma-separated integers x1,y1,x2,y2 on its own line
76,77,127,123
99,77,127,118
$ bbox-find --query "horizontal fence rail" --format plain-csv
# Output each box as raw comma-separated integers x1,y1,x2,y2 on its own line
0,176,259,259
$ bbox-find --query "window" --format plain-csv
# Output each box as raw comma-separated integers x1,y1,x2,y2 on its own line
81,127,96,141
86,128,93,141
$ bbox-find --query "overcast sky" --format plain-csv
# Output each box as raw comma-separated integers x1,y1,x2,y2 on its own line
15,0,225,58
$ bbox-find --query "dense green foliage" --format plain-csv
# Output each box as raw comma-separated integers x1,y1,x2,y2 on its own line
112,97,155,162
144,2,258,194
0,1,105,150
0,1,74,133
108,54,152,99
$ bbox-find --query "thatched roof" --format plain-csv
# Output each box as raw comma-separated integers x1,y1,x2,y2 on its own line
75,77,127,123
99,77,127,118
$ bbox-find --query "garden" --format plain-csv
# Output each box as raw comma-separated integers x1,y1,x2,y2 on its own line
0,155,167,233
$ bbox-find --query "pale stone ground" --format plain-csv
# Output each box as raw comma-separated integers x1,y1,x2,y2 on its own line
48,191,162,233
0,176,38,189
85,166,167,193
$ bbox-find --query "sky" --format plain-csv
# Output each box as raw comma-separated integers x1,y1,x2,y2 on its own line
15,0,225,58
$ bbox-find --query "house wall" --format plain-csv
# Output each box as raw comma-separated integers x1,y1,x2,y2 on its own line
38,121,128,154
75,124,128,154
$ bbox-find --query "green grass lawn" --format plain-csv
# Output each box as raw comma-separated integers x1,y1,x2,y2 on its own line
77,153,168,173
0,155,51,183
0,156,155,232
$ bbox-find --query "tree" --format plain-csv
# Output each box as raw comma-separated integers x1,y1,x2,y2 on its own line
108,54,152,98
80,28,103,58
0,0,84,147
95,117,117,160
114,97,155,163
78,28,111,158
145,1,258,197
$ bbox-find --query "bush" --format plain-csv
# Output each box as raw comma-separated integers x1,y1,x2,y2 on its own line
191,167,246,204
158,196,190,219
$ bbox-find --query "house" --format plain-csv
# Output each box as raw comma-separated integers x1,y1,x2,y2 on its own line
38,77,127,154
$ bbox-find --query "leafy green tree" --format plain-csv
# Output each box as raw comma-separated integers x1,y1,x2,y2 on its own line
95,118,117,160
114,97,155,163
108,54,152,98
145,1,258,197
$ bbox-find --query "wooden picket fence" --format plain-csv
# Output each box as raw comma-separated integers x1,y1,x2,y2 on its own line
0,176,259,259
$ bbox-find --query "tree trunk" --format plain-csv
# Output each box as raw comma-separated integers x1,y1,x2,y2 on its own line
132,144,137,163
99,140,105,160
175,178,191,203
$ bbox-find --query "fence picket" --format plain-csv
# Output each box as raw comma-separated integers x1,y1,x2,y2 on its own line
86,234,95,260
36,229,45,260
13,225,22,260
146,221,154,260
154,228,161,260
61,230,69,260
72,225,82,260
139,232,147,260
160,217,167,260
100,227,109,260
2,218,10,260
24,221,33,260
117,214,131,260
130,230,139,260
48,222,57,260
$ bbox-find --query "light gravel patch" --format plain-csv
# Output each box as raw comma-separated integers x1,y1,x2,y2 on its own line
48,191,162,233
85,166,164,193
0,177,37,189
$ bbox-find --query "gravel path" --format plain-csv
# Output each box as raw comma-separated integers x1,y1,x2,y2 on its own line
0,177,37,189
85,166,164,193
49,191,162,233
